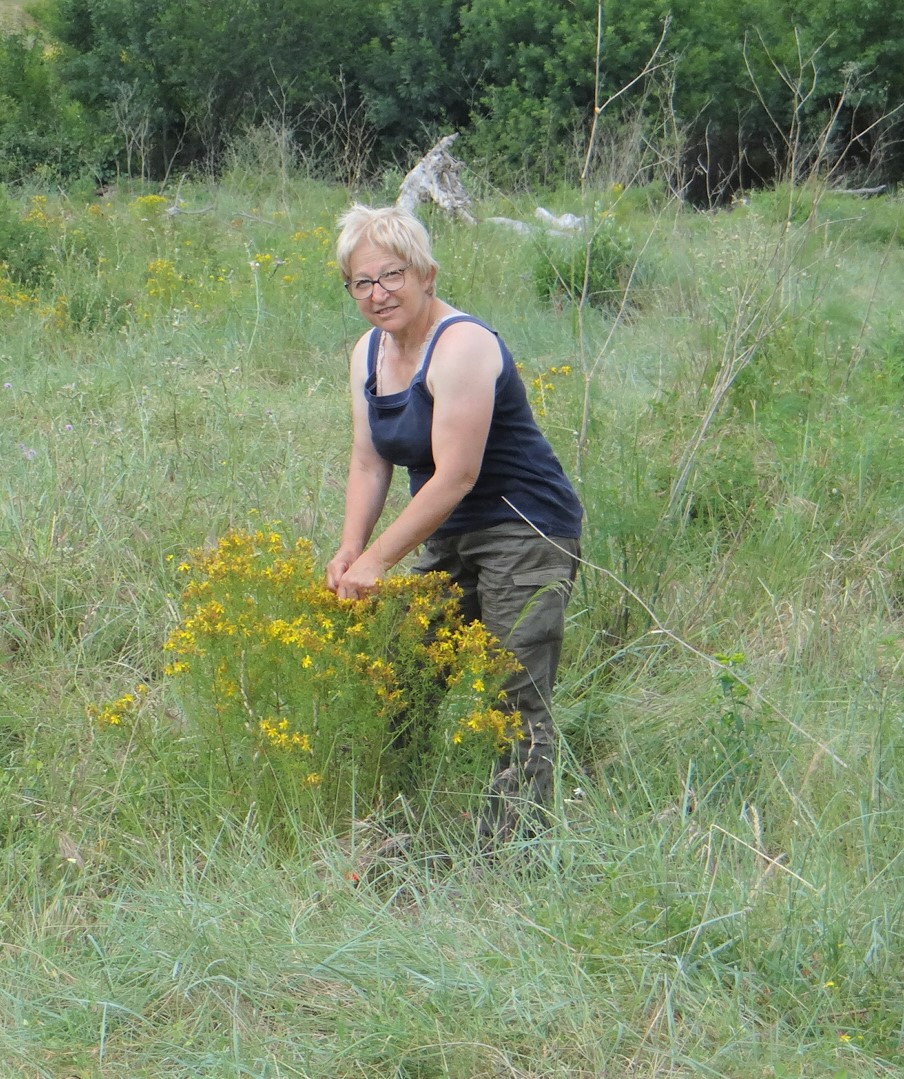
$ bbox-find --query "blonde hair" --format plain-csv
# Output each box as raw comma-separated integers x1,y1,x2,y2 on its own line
336,204,438,281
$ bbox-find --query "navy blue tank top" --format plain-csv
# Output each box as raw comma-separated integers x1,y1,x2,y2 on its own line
364,315,582,539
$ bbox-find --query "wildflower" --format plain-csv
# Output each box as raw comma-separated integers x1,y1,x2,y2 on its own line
88,687,146,727
163,526,522,818
132,194,168,214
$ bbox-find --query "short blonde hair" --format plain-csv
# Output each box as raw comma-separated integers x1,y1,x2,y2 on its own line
336,204,438,281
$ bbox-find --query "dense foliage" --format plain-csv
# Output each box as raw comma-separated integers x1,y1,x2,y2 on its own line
1,0,902,189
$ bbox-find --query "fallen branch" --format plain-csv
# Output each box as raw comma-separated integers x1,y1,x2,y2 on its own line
396,133,475,223
831,184,887,197
486,208,586,238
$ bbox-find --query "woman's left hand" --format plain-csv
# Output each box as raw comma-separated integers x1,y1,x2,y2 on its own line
335,551,387,600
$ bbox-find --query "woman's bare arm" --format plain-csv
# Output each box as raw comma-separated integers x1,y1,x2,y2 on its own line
326,336,393,591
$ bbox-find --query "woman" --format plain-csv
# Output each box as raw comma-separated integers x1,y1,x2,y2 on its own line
326,204,582,840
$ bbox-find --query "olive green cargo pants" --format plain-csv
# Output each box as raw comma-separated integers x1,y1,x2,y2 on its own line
413,522,580,841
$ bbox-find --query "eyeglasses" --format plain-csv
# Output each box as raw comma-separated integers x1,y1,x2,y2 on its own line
344,265,411,300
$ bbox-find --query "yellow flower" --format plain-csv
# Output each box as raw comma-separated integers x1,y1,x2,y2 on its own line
162,526,524,807
89,686,147,726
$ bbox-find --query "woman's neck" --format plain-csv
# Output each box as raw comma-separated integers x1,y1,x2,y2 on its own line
376,301,457,395
388,298,450,357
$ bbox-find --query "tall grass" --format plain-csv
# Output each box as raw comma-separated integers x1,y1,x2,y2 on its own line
1,173,902,1076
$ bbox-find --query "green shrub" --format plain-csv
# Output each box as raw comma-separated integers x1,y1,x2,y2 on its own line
156,528,522,826
0,187,51,286
0,33,109,185
534,214,636,309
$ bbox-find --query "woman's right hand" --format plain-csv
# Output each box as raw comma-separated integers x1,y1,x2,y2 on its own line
326,550,356,593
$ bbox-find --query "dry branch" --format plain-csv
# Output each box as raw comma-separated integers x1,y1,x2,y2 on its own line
396,133,475,223
832,184,888,197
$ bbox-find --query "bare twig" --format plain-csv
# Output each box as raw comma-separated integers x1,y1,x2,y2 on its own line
581,13,674,185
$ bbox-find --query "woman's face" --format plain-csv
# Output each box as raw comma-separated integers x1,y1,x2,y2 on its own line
347,242,435,334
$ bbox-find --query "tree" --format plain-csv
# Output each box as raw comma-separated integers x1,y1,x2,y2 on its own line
35,0,380,175
358,0,471,160
0,31,106,182
21,0,904,186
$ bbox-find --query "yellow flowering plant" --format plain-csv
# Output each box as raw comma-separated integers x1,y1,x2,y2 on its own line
161,528,521,822
86,684,149,727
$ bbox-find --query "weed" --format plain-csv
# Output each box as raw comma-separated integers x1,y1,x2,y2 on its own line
534,211,637,309
0,186,51,286
152,527,521,827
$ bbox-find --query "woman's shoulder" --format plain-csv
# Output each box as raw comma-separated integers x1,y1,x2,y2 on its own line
354,325,379,349
426,312,505,390
435,307,492,330
432,311,499,350
433,313,514,374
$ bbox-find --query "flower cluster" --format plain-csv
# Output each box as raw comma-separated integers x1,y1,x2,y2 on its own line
23,195,52,226
88,684,148,726
0,273,38,316
530,362,573,417
161,527,521,819
290,227,331,248
145,257,188,301
131,194,169,217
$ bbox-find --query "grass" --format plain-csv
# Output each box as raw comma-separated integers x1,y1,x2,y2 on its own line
0,0,29,30
1,173,902,1076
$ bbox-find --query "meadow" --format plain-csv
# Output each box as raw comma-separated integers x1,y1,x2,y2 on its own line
1,166,902,1077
